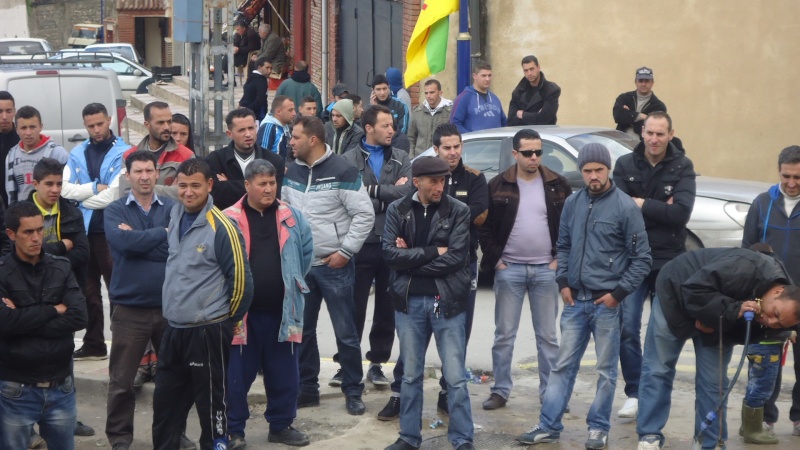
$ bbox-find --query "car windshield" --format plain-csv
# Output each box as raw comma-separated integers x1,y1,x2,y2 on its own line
72,29,97,39
565,130,638,163
0,41,45,55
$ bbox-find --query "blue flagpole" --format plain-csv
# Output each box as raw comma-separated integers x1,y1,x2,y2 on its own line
456,0,471,94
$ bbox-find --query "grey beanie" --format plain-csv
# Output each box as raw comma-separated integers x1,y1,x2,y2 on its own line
332,99,354,126
577,142,612,169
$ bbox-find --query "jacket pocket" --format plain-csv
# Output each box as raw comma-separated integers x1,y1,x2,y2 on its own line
58,375,74,394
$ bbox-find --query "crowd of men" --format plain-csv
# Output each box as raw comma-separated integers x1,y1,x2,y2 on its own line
0,47,800,450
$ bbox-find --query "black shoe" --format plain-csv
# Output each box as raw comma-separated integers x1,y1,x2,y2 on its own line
268,426,310,447
228,433,246,450
179,434,197,450
456,444,476,450
73,346,108,361
377,396,400,421
297,391,320,408
437,391,449,415
111,443,130,450
74,421,95,436
385,438,419,450
328,368,343,387
367,365,390,387
346,395,365,415
133,370,150,389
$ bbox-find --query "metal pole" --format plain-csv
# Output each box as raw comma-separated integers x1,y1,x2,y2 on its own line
321,0,329,104
100,0,105,40
456,0,471,94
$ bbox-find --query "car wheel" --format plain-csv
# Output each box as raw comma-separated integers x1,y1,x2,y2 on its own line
685,232,703,251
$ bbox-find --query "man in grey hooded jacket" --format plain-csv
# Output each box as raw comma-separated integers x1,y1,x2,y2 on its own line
324,99,364,155
407,79,452,158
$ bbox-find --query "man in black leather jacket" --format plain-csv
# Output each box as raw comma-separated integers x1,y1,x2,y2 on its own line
381,156,475,450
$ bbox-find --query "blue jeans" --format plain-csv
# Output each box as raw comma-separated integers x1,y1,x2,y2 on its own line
538,299,620,434
619,278,653,398
0,376,76,450
491,262,559,402
745,343,782,408
637,297,733,449
298,261,364,397
395,295,473,448
228,311,299,436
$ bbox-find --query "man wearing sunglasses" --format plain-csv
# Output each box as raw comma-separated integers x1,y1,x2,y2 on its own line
478,129,572,411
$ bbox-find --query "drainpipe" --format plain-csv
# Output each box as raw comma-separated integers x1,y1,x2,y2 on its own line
321,0,328,102
292,0,304,63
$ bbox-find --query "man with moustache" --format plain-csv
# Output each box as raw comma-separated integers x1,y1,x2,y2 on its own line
381,156,475,450
507,55,561,126
206,107,285,210
516,143,651,449
62,102,130,361
613,67,667,139
0,91,19,206
283,116,374,415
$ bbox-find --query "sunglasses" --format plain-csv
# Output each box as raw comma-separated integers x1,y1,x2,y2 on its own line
517,149,543,158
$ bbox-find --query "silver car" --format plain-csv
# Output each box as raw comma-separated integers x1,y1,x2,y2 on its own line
49,51,152,98
418,125,770,249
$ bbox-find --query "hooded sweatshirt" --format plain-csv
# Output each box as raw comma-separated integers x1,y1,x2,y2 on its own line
275,69,323,118
386,67,412,113
450,85,507,134
324,99,365,155
5,135,69,204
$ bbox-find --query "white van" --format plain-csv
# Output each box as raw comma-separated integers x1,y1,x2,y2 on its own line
0,64,127,150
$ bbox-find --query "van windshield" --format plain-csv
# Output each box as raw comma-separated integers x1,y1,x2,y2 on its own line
72,29,97,39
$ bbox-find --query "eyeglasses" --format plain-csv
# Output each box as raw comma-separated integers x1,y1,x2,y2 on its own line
517,149,543,158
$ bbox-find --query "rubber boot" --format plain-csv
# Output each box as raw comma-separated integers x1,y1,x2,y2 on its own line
741,401,779,444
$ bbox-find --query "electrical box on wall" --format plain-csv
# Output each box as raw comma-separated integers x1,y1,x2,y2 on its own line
174,0,203,43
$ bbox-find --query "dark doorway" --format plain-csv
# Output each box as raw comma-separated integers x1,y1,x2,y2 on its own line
339,0,404,102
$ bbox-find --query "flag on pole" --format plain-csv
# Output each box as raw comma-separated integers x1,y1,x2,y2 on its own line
404,0,460,88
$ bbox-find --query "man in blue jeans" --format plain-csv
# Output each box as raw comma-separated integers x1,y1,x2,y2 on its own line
479,128,571,410
612,111,696,419
382,156,475,450
516,143,651,449
283,116,374,415
0,201,88,450
637,247,800,450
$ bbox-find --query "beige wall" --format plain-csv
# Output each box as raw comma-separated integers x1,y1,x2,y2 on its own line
436,1,800,183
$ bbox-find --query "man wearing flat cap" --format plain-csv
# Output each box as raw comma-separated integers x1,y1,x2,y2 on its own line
516,143,652,449
613,67,667,139
381,157,476,450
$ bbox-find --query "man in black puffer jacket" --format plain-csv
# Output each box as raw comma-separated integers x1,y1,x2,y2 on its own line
0,202,88,450
612,111,696,420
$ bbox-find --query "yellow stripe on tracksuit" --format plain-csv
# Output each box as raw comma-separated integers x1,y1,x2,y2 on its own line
209,207,246,318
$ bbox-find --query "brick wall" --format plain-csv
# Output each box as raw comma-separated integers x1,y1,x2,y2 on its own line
116,9,172,66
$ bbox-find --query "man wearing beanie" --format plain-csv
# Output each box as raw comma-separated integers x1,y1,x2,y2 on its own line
325,99,365,155
340,104,411,391
382,156,475,450
517,142,651,449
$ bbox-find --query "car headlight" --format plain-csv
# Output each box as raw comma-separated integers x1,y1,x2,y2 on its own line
723,201,750,228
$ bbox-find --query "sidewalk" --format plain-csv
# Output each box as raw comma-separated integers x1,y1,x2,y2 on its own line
72,356,796,449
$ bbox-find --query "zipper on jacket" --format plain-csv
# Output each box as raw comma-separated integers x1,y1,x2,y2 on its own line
576,200,594,295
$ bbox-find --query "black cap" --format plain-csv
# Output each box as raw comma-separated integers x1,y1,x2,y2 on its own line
412,157,450,178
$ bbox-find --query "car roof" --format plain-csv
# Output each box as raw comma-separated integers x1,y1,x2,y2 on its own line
464,125,623,140
0,38,49,43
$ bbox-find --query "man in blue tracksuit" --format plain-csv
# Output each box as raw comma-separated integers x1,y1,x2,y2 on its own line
152,158,253,450
104,150,174,449
450,60,507,134
516,143,651,449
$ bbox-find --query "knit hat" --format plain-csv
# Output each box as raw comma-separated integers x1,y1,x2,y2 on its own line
577,143,612,169
332,99,354,126
412,156,450,178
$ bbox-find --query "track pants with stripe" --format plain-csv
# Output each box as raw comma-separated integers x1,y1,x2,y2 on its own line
152,321,233,450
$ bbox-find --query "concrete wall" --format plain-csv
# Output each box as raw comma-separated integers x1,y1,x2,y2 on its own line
0,0,29,38
439,1,800,183
28,0,108,49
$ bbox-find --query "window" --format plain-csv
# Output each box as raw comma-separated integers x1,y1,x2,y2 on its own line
462,139,501,176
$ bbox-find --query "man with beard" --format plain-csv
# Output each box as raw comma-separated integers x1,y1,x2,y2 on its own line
325,99,364,155
507,55,561,126
62,102,130,361
206,107,285,210
516,143,651,450
613,67,667,139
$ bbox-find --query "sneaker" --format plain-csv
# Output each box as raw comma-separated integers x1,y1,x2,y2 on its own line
228,433,246,450
297,391,320,408
268,426,310,447
377,396,400,421
437,390,449,415
618,397,638,419
585,429,608,449
74,421,95,436
763,422,775,432
328,368,343,387
73,346,108,361
367,365,390,386
28,431,44,449
637,435,662,450
794,421,800,436
516,425,560,444
482,393,507,410
346,395,366,415
179,434,197,450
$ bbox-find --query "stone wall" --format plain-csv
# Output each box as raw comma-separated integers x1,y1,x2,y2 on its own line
28,0,117,49
0,0,29,38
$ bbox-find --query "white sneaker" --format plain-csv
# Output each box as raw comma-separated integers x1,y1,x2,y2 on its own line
637,435,662,450
618,397,638,419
